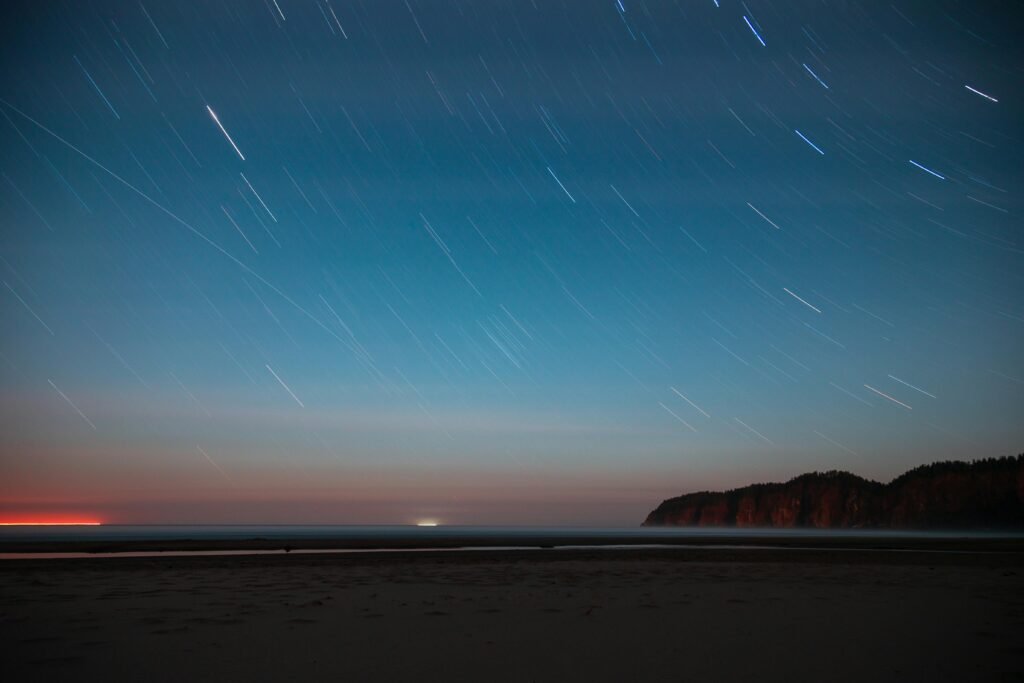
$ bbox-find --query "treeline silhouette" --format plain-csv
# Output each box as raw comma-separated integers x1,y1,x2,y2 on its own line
643,454,1024,529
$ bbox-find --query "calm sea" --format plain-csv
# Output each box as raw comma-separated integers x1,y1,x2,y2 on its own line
2,524,1018,543
1,525,1020,560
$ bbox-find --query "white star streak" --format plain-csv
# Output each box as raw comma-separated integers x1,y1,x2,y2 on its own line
746,202,781,229
196,446,232,483
421,214,483,297
964,85,998,102
802,63,829,89
669,387,710,417
0,98,350,350
829,381,874,407
610,184,640,216
734,417,773,444
241,173,277,222
908,159,945,180
404,0,429,45
547,166,575,203
658,402,697,432
863,384,912,410
327,2,348,38
4,280,54,335
813,430,858,456
266,364,305,407
206,105,246,161
221,205,258,253
794,129,825,155
783,287,822,313
804,322,845,349
74,56,120,120
47,379,97,430
743,16,766,46
887,374,936,399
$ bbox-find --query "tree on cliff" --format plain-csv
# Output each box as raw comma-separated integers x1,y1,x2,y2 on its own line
643,454,1024,529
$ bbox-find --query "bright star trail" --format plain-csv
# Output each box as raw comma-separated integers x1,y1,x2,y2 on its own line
908,159,946,180
794,129,825,155
206,105,245,161
964,85,998,103
0,1,1020,526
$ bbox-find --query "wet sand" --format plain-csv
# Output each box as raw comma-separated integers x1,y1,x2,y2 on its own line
2,547,1023,682
4,529,1023,554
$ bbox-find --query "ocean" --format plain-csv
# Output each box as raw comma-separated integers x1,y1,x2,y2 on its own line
3,524,1019,543
2,524,1021,560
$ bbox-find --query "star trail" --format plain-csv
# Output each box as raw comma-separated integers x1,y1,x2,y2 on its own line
0,1,1020,525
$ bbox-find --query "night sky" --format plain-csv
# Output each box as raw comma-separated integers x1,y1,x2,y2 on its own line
1,1,1021,525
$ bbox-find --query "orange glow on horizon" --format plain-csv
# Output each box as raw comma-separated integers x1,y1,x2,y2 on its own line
0,521,102,526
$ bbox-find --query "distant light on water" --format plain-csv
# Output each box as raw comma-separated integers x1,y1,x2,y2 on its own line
416,521,439,527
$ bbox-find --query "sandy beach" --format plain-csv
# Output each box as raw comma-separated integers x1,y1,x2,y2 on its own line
3,546,1023,682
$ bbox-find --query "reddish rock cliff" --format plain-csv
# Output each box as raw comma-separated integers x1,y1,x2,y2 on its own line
643,455,1024,529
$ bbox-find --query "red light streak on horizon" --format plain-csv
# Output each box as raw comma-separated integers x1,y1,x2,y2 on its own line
0,521,102,526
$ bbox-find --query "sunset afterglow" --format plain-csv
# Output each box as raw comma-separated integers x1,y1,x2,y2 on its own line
0,521,102,526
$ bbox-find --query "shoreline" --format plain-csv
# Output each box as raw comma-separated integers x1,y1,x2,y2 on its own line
4,544,1024,571
4,541,1024,562
2,530,1023,556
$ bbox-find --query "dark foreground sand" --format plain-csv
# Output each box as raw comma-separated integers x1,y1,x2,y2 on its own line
2,547,1023,682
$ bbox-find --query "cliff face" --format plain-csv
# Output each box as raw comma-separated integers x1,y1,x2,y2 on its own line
643,455,1024,529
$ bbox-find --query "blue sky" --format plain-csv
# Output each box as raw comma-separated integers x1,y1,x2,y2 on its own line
1,0,1021,524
